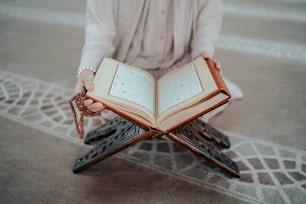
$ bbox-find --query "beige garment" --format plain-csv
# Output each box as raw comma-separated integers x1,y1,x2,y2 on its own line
79,0,222,71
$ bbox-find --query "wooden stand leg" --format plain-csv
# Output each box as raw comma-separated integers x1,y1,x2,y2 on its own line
84,117,127,145
189,119,231,148
73,117,158,173
168,120,240,178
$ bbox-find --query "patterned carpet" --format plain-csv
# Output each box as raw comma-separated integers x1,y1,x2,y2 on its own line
1,70,305,204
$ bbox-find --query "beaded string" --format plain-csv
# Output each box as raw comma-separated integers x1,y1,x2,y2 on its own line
69,93,100,138
77,66,96,78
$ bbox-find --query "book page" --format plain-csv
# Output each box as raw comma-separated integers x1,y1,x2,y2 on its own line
157,64,203,116
109,64,155,114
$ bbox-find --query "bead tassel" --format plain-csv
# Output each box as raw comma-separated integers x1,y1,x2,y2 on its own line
69,93,100,138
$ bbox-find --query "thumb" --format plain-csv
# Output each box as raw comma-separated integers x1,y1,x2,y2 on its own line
81,70,95,91
200,51,210,59
84,79,94,91
215,60,222,71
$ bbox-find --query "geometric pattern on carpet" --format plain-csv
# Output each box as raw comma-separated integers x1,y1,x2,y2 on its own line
1,70,305,204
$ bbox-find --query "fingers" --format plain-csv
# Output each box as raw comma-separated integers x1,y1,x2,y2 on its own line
84,99,108,113
199,51,222,71
87,103,104,112
84,99,94,106
84,80,94,91
81,70,95,91
200,51,210,59
74,69,95,95
74,69,108,113
214,60,221,71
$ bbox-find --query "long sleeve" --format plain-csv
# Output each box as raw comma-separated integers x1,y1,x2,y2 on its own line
191,0,222,58
79,0,116,70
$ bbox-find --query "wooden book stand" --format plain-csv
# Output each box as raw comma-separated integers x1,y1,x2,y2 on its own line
70,94,240,178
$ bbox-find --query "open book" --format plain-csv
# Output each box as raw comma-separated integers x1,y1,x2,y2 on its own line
86,57,231,133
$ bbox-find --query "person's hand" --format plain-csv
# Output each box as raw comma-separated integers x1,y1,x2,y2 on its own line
199,51,221,71
74,69,108,113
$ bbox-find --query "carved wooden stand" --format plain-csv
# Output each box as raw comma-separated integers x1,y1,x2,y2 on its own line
73,117,240,178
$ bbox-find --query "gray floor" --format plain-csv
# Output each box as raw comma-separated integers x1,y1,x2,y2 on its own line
0,0,306,203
